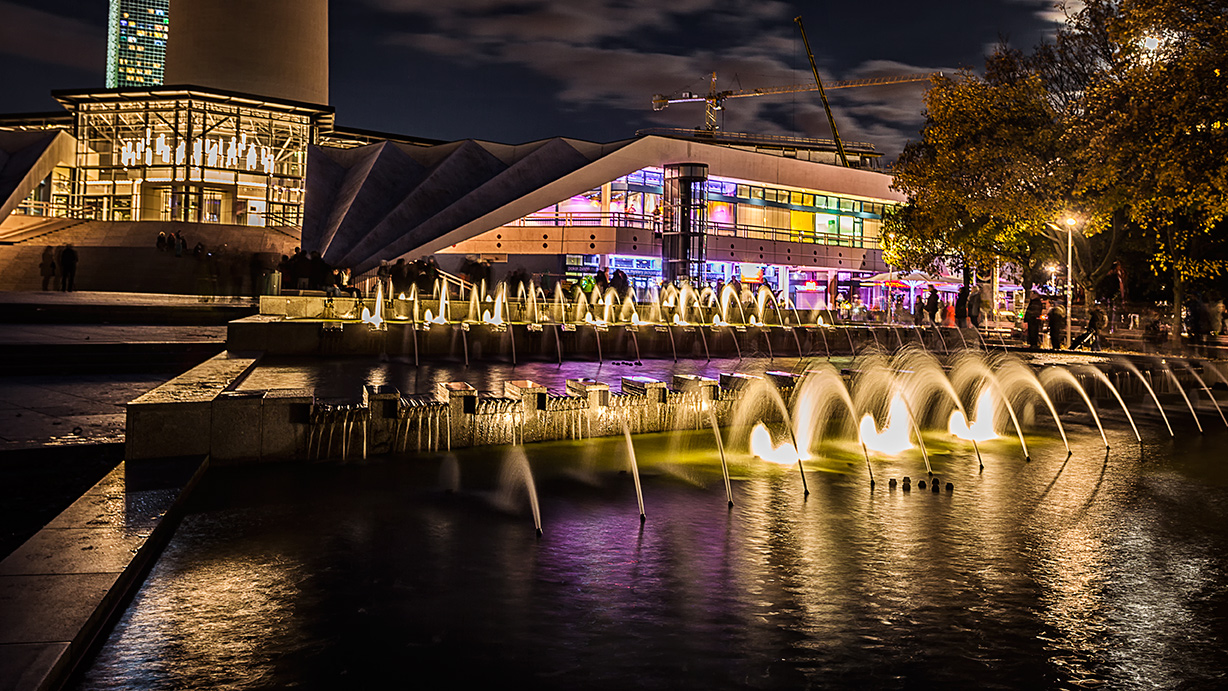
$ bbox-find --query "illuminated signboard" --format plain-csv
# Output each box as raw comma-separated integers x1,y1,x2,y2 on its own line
620,169,736,196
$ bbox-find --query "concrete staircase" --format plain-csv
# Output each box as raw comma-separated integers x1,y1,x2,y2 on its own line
0,220,300,294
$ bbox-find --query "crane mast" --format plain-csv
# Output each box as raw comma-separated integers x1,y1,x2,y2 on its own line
795,15,848,167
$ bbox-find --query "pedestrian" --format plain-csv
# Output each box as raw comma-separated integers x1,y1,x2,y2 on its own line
377,259,393,297
39,247,56,291
156,231,167,251
59,244,78,292
968,283,983,328
1023,291,1043,348
419,257,440,296
392,258,408,296
942,302,956,327
595,267,609,294
955,284,969,327
1209,292,1225,336
913,295,925,326
1048,300,1066,350
1071,304,1107,351
611,269,630,298
1185,294,1210,345
308,251,330,291
924,285,939,326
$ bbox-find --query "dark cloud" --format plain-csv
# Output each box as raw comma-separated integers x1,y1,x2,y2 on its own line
0,0,1061,162
0,0,104,72
354,0,1049,160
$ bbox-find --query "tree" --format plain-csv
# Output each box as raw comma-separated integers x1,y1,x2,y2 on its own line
887,48,1076,292
1069,0,1228,339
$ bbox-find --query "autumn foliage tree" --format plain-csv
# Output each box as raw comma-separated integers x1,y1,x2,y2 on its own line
888,0,1227,340
1070,0,1228,337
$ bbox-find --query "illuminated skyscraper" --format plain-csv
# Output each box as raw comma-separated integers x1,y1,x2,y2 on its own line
105,0,169,88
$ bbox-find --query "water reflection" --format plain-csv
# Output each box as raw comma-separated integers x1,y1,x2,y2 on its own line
76,427,1228,690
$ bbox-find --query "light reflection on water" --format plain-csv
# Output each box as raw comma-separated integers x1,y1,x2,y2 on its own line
75,425,1228,690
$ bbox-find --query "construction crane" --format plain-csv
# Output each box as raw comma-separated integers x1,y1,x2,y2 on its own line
651,18,934,166
795,15,849,167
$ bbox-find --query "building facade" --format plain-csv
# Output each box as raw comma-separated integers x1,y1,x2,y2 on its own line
105,0,170,88
54,87,331,227
447,159,897,310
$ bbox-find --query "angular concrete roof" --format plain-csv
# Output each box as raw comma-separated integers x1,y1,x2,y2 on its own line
304,134,904,273
0,131,74,221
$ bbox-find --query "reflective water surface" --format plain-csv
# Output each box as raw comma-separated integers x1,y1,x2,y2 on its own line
77,409,1228,689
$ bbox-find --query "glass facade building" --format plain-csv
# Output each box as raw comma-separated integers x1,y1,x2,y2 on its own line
106,0,170,88
56,89,329,226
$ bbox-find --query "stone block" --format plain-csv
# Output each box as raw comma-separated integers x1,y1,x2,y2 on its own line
126,355,256,463
261,389,313,460
504,380,547,411
210,391,264,462
125,399,211,461
438,382,476,448
720,372,760,391
764,370,800,391
672,374,719,399
566,378,610,408
363,385,401,454
622,376,667,403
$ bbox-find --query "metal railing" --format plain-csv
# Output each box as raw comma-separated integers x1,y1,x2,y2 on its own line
636,127,878,153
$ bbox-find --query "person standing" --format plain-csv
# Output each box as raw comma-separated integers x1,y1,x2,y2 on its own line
59,244,78,292
391,258,408,296
377,259,393,297
39,247,56,291
955,285,969,327
913,295,925,326
1047,301,1066,350
1023,291,1043,348
924,285,939,326
968,283,983,328
1209,293,1225,336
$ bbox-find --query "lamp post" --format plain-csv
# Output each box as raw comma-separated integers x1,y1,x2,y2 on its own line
1064,216,1075,349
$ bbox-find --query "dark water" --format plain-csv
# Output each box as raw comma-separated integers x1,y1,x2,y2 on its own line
76,421,1228,689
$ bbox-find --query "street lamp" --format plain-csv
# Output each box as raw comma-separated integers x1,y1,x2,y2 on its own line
1063,216,1075,349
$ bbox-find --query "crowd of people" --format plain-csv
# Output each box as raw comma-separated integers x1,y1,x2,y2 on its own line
909,284,985,328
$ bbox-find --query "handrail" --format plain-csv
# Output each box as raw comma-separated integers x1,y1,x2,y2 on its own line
636,127,878,153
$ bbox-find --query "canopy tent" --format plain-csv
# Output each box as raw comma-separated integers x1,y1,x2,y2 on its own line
864,270,940,287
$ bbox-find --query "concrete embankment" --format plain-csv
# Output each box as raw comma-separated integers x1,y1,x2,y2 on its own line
0,457,207,691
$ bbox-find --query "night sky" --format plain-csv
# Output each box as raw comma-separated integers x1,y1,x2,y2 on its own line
0,0,1068,161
